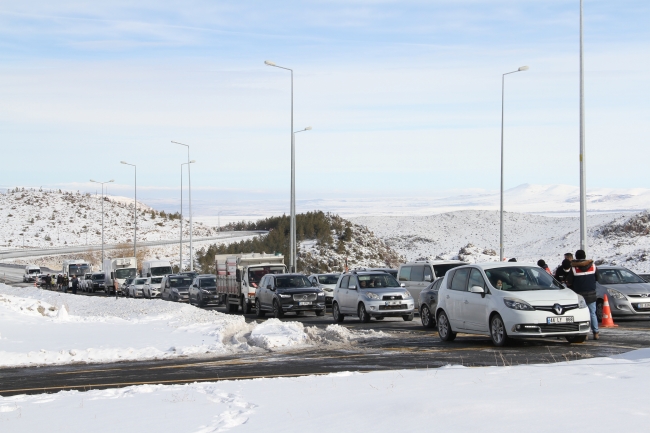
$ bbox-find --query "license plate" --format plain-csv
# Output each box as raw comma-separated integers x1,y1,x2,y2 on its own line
547,316,574,324
299,301,312,306
386,301,401,305
638,303,650,308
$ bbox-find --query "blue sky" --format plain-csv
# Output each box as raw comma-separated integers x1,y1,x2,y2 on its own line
1,1,649,214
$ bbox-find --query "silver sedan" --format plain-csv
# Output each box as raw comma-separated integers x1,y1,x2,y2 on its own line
596,266,650,320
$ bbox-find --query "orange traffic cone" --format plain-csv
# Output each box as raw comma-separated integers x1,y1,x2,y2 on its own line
600,294,618,328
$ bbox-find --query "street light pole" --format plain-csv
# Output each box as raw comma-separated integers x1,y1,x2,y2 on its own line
265,60,297,271
90,179,114,265
179,160,195,272
579,0,587,253
291,126,312,272
120,161,137,259
172,141,194,271
499,66,529,262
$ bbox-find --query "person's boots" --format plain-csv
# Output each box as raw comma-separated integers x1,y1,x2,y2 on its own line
593,332,600,340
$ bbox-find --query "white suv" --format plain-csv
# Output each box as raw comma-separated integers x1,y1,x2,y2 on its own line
436,263,591,346
332,271,415,323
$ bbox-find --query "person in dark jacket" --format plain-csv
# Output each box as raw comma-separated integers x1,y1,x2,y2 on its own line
71,275,79,295
63,274,69,293
555,259,574,288
537,259,552,275
571,249,599,340
56,274,63,291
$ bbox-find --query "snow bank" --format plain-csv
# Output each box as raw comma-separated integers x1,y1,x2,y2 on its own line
3,349,650,432
0,285,375,367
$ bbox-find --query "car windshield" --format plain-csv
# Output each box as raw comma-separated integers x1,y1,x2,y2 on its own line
318,274,340,285
134,278,147,285
249,266,286,286
199,277,216,287
151,277,163,284
150,266,172,276
597,268,646,284
276,276,311,288
28,269,40,274
115,268,136,279
357,274,401,289
92,274,104,280
169,277,193,287
485,266,563,291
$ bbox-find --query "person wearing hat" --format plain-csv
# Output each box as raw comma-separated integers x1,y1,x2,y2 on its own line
554,259,574,288
537,259,552,275
571,249,599,340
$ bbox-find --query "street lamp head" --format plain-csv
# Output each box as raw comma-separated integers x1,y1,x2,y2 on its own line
90,179,96,183
190,160,196,163
518,66,529,71
305,126,312,131
109,180,114,183
264,60,276,66
120,161,127,164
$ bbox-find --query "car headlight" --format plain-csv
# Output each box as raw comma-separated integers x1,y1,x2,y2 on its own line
607,288,626,300
578,297,587,309
201,289,211,294
278,294,291,298
317,292,325,297
503,298,534,311
365,292,380,300
402,291,412,299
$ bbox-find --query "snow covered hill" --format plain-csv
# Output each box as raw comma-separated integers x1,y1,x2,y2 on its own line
353,210,650,273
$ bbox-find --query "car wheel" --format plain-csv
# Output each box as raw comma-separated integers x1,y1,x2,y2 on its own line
332,303,344,323
255,299,266,318
420,305,435,328
241,296,252,314
272,300,284,318
358,303,371,323
596,300,604,323
315,310,325,317
437,310,456,342
490,314,509,347
566,335,587,344
402,313,414,321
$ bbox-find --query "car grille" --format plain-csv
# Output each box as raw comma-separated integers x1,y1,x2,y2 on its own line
537,323,580,333
382,295,402,300
378,304,408,310
292,293,317,302
533,304,579,314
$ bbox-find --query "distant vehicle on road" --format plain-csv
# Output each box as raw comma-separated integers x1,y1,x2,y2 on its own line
179,271,198,280
62,260,92,279
90,272,107,293
595,266,650,320
353,268,398,279
435,263,591,346
332,271,414,323
189,274,218,307
121,277,135,296
308,273,340,306
215,253,287,314
103,257,137,296
80,273,93,292
127,277,148,298
398,260,464,306
141,260,172,278
255,273,326,318
160,274,193,302
419,278,444,328
143,276,164,299
23,264,41,282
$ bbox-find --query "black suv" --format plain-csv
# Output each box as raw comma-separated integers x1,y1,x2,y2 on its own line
161,274,194,302
255,273,326,318
91,272,106,292
188,274,218,308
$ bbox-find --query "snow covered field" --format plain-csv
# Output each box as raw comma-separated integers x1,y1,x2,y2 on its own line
2,348,649,432
0,285,373,368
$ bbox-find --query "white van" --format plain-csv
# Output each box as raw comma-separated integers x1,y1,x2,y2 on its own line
141,260,173,278
23,264,41,282
398,260,465,306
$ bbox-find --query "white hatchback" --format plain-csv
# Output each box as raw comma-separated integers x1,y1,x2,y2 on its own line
128,277,148,298
436,263,591,346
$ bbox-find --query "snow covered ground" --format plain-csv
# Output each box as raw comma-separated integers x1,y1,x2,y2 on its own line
2,348,650,432
0,285,377,368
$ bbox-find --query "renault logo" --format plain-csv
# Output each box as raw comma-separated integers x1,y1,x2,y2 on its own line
553,303,563,315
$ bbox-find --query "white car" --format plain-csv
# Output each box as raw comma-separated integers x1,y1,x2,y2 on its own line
143,276,163,299
436,263,591,346
128,277,148,298
308,273,340,306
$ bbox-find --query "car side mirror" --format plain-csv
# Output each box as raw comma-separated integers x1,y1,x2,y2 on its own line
312,281,318,287
348,285,357,290
266,284,272,290
469,286,485,294
400,283,405,288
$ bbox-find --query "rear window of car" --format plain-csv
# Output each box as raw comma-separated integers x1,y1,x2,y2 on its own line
398,266,411,281
169,277,193,287
199,278,216,287
433,264,463,278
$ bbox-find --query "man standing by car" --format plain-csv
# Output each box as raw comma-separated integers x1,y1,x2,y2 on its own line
571,249,599,340
71,275,79,295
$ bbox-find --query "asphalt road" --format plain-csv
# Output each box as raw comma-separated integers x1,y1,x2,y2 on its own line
2,289,649,396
